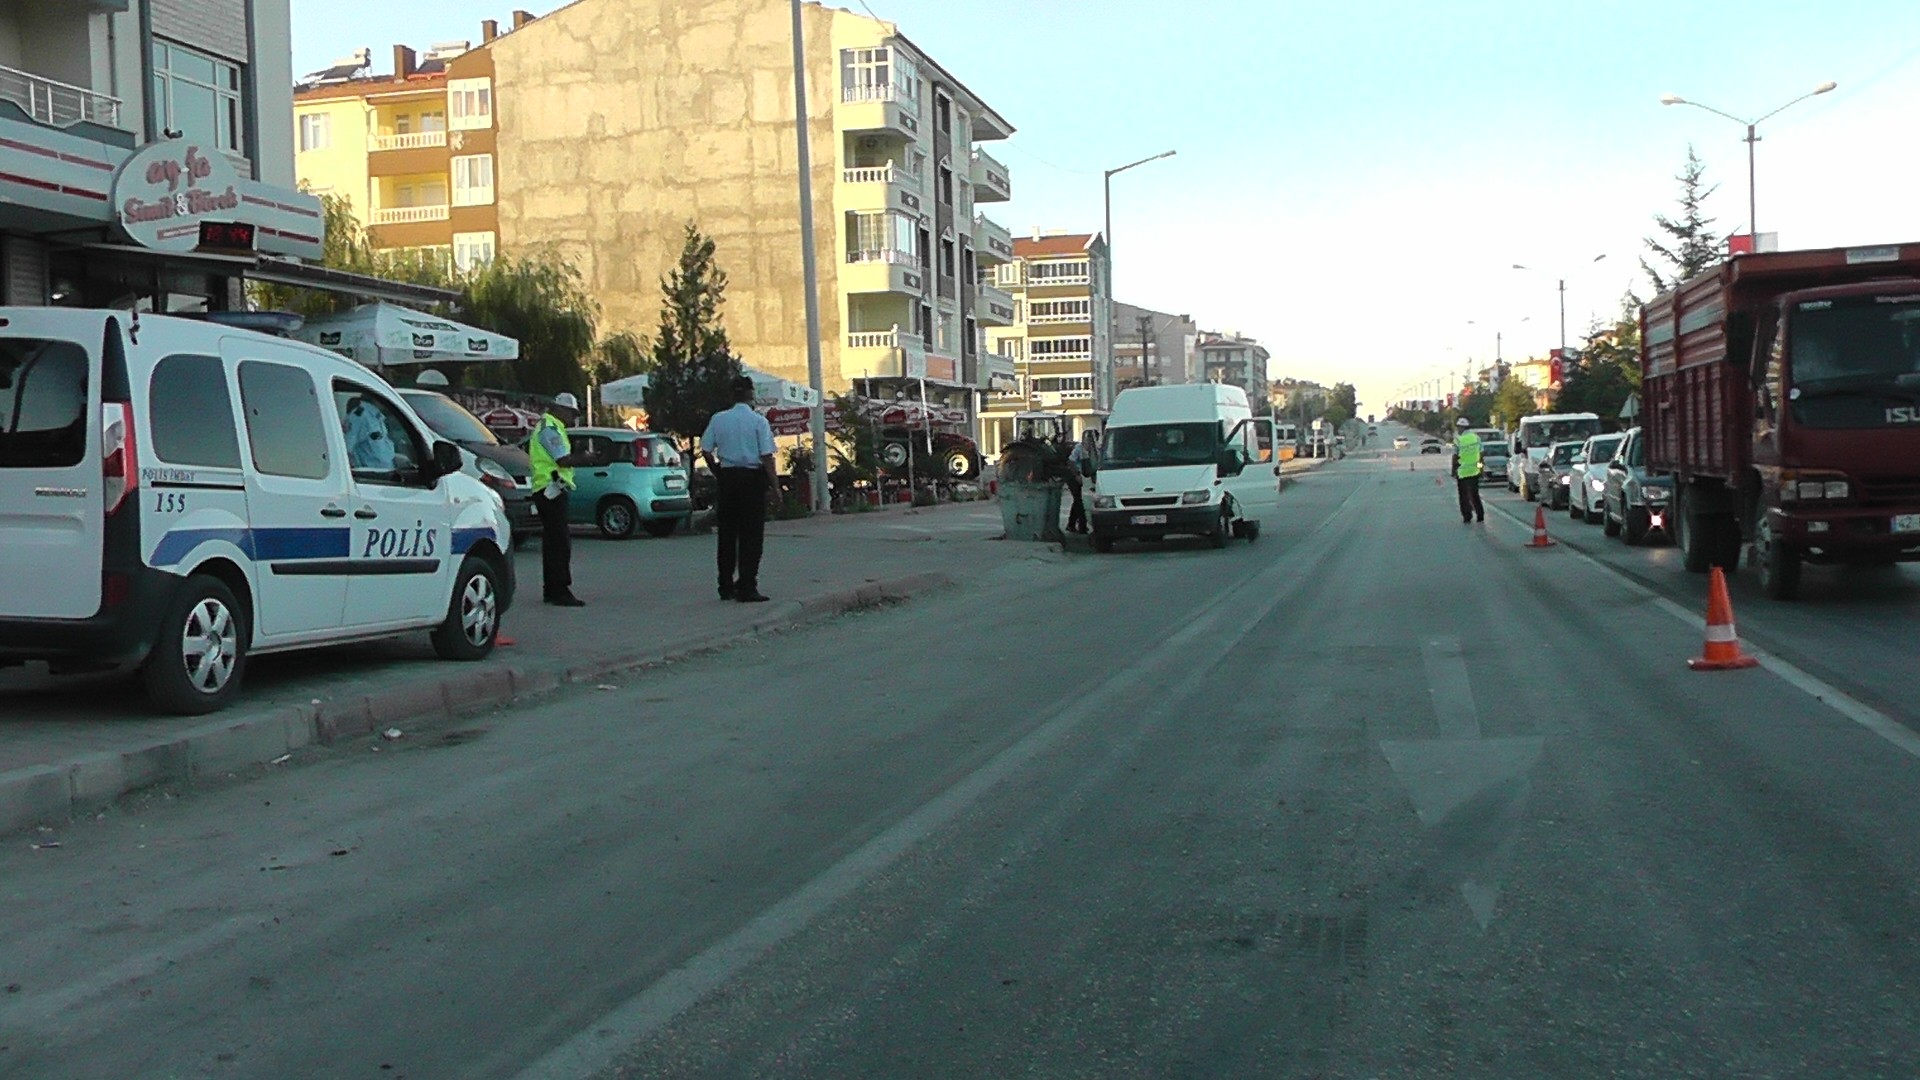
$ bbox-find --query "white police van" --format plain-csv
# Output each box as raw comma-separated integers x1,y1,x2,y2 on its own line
0,308,515,714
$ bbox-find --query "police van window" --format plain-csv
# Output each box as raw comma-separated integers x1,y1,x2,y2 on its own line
149,354,241,468
238,361,332,480
0,337,88,469
332,382,425,484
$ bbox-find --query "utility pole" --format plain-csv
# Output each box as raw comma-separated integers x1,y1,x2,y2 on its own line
789,0,828,513
1136,314,1153,386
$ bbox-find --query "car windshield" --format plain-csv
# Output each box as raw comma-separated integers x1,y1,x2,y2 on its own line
401,391,499,446
1586,437,1622,464
1549,443,1578,465
1102,422,1220,469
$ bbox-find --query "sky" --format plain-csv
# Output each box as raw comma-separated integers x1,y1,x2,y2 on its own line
290,0,1920,413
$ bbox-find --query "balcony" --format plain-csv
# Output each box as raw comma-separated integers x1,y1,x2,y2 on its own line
839,161,922,213
372,204,451,225
0,63,122,129
975,282,1015,326
844,327,928,380
973,214,1014,265
838,81,921,140
842,248,927,297
969,148,1011,203
369,130,448,152
1027,303,1092,325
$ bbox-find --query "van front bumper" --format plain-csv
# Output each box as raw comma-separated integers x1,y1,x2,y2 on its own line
0,567,182,669
1091,505,1217,538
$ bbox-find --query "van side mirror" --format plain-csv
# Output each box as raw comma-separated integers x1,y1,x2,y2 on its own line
431,440,462,478
1217,450,1245,477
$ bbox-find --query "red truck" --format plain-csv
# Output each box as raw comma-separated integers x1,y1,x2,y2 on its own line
1641,242,1920,599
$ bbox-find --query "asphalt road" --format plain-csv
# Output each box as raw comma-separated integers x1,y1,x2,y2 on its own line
6,425,1920,1078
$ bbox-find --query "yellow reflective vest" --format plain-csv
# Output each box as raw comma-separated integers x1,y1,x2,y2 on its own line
529,414,575,492
1455,431,1483,478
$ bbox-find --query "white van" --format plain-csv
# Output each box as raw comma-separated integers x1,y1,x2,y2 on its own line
1506,412,1603,500
1088,383,1282,552
0,308,516,714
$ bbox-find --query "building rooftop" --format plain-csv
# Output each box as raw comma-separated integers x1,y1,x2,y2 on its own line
1014,233,1098,258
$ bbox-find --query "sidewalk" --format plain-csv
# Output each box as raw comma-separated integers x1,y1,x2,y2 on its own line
0,499,1054,836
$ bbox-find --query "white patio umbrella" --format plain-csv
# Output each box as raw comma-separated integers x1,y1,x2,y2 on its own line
293,302,519,367
596,367,819,409
598,373,650,407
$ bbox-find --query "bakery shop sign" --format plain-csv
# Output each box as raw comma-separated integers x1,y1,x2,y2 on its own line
111,141,244,253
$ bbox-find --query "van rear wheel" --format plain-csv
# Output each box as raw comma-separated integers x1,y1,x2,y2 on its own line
143,575,247,715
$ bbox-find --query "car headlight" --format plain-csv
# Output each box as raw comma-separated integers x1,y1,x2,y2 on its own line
1643,485,1670,500
1180,490,1211,505
1824,480,1849,499
1590,478,1606,491
1558,475,1571,485
1093,495,1116,509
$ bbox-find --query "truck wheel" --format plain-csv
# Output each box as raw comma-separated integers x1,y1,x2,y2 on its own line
944,447,978,479
1678,494,1714,572
1209,507,1230,549
1756,519,1802,601
880,441,910,469
142,575,248,715
431,556,501,661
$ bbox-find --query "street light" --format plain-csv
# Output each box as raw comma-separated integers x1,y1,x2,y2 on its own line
1104,151,1175,405
788,0,828,512
1512,254,1607,352
1660,81,1837,244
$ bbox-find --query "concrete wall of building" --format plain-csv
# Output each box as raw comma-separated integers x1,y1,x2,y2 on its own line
1,3,95,88
152,0,249,62
491,0,842,387
295,95,373,216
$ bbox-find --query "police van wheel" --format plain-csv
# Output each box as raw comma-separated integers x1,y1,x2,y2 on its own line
432,557,500,662
143,575,248,716
597,498,638,540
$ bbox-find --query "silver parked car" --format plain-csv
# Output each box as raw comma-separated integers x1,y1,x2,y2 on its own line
1568,432,1625,524
1602,426,1671,545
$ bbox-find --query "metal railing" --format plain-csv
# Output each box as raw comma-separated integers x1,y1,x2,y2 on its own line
845,247,915,265
842,163,905,185
0,63,121,128
847,329,908,349
369,130,448,152
371,204,451,225
840,82,920,113
969,148,1011,197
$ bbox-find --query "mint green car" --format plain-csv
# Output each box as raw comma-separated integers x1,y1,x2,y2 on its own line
562,427,695,539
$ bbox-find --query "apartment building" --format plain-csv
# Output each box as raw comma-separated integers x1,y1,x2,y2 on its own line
1197,331,1270,401
1112,301,1197,389
485,0,1015,428
292,15,536,273
0,0,328,307
980,231,1114,454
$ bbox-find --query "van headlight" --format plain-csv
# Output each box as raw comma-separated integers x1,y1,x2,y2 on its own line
1093,495,1116,509
1180,490,1211,505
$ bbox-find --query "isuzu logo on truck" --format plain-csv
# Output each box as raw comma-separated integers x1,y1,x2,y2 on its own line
1889,406,1920,425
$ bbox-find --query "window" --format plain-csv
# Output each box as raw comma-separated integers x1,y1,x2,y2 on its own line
936,93,952,134
298,113,330,152
938,165,953,206
0,337,88,468
449,78,493,130
841,47,919,106
847,211,917,262
964,316,978,357
1029,260,1090,284
149,355,241,468
151,40,244,155
238,361,332,480
453,231,497,272
919,303,934,346
333,382,426,483
1031,376,1093,393
1029,298,1092,321
1002,338,1025,361
940,239,955,279
452,154,494,206
1031,336,1093,358
418,109,447,132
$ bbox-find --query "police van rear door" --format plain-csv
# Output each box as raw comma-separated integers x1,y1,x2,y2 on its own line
0,309,110,620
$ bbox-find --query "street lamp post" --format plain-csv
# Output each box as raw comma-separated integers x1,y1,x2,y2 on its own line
789,0,828,512
1103,151,1175,406
1660,81,1837,244
1513,254,1607,352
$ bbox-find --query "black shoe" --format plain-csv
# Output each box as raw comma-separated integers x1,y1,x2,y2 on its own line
1477,515,1485,523
546,593,586,607
1462,518,1472,524
719,585,735,600
734,590,771,603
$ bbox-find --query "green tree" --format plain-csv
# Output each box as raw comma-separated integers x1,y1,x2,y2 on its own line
1642,145,1721,294
1555,298,1643,419
1329,382,1359,421
461,253,600,399
592,329,650,385
249,189,456,318
1491,377,1538,429
1456,385,1495,427
644,224,744,442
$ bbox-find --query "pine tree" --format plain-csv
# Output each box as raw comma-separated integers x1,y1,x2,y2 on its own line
644,224,744,442
1642,145,1721,294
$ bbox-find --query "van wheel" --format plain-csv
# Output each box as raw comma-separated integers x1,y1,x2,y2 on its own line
1209,507,1230,549
1093,534,1114,553
642,516,679,539
142,575,247,715
597,497,638,540
1242,520,1261,542
432,556,500,661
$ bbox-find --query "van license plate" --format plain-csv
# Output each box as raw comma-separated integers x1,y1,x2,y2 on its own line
1130,514,1168,525
1894,514,1920,534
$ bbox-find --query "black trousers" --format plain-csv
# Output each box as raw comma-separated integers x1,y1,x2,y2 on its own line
1065,475,1087,532
717,468,768,592
534,488,573,597
1456,475,1485,522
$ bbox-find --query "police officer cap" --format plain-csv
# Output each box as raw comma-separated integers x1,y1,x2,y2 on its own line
554,392,580,410
1455,417,1470,428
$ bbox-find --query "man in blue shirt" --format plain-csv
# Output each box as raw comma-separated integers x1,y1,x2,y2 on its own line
700,376,778,603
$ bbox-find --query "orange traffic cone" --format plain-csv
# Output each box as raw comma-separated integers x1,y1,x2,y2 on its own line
1688,567,1760,671
1525,504,1556,548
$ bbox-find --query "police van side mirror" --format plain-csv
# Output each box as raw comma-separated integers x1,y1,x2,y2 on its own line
430,440,462,479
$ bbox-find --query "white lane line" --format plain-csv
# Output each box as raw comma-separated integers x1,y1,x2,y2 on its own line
514,477,1375,1080
1487,506,1920,761
1421,637,1481,739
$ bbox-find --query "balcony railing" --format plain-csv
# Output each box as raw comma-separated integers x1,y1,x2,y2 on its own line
371,204,451,225
846,246,915,265
969,148,1011,202
842,161,917,185
976,282,1015,320
1028,306,1092,324
973,213,1014,262
0,63,122,129
841,82,920,113
846,327,928,378
369,130,448,152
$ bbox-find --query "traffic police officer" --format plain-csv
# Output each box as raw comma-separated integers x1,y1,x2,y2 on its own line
1451,416,1485,524
529,392,599,606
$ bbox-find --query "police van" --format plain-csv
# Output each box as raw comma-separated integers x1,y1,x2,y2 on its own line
0,308,515,714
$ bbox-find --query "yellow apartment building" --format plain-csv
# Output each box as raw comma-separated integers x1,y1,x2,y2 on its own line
485,0,1016,426
980,231,1114,455
293,14,535,272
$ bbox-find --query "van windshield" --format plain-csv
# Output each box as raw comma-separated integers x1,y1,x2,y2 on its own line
0,337,89,468
1102,422,1220,469
1522,418,1600,448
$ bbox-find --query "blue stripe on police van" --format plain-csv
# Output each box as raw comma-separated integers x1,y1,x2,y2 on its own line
451,527,494,555
150,526,350,568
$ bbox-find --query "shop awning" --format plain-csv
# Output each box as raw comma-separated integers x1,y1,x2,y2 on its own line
76,243,460,307
292,302,518,367
597,366,820,410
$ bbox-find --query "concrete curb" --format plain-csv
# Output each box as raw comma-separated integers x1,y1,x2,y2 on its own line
0,571,954,839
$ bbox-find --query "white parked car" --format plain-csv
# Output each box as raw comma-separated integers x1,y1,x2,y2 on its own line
0,308,516,714
1567,432,1626,524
